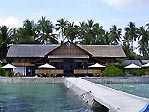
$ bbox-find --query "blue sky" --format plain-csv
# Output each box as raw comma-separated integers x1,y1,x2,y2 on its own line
0,0,148,30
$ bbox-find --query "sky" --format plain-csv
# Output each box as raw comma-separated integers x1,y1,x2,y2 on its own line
0,0,148,31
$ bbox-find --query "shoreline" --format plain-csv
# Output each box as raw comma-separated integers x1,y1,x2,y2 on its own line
0,76,149,84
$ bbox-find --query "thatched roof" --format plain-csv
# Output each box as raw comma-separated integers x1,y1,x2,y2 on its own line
122,60,142,67
7,44,58,57
141,60,149,64
7,44,126,58
80,45,126,57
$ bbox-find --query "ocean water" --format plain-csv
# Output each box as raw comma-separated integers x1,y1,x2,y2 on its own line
0,84,94,112
104,84,149,99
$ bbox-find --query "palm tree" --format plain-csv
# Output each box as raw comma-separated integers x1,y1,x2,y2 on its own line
0,26,15,59
56,18,69,43
91,22,104,44
122,41,138,59
77,22,86,44
138,26,149,58
124,22,139,51
146,23,149,30
92,26,108,45
36,17,58,44
79,20,98,45
101,31,111,45
109,25,122,45
78,20,109,45
15,19,38,44
64,22,79,42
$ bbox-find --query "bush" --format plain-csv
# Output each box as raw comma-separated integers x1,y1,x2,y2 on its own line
112,63,125,69
0,64,8,76
145,68,149,75
8,71,15,77
0,68,9,76
15,72,23,77
0,64,16,77
128,69,146,76
102,64,124,77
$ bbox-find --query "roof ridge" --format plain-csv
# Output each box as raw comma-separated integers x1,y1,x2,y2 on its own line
12,44,60,46
79,44,121,46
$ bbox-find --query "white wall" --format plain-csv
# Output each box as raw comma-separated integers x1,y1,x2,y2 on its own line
13,67,26,76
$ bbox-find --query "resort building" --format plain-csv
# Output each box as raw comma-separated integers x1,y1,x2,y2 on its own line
7,41,126,77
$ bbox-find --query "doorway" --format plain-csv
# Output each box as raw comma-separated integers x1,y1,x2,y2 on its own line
63,59,74,77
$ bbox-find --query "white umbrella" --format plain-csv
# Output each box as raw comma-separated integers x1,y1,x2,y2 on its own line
142,63,149,67
38,63,55,68
124,63,141,69
88,63,105,68
2,63,16,69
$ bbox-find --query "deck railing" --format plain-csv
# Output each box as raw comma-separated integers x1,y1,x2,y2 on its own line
35,69,102,77
74,69,102,76
35,69,64,74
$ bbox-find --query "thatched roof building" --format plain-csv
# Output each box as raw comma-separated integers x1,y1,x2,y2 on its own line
7,44,125,58
7,41,126,76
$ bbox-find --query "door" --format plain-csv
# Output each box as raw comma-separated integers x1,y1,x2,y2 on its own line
63,59,73,76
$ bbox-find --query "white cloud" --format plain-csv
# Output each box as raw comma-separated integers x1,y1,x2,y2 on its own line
0,17,22,28
102,0,149,11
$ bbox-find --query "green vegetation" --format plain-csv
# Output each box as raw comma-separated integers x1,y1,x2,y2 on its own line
0,64,7,76
0,17,149,77
0,17,149,60
101,63,149,77
15,72,23,77
128,69,146,76
0,64,24,77
102,64,124,77
0,68,8,77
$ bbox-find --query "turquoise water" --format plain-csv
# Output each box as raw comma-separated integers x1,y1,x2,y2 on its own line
104,84,149,99
0,84,94,112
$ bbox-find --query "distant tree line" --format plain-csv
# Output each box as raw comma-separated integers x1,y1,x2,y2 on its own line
0,17,149,60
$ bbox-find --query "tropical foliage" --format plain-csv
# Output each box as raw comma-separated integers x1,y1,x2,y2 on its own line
128,69,146,76
0,16,149,60
36,17,58,44
14,20,37,44
102,64,124,77
0,26,15,59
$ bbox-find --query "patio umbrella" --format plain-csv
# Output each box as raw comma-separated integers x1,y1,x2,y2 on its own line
124,63,141,69
142,63,149,67
88,63,106,68
38,63,55,68
1,63,16,69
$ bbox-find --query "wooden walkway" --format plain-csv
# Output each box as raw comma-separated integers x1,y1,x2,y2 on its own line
65,78,149,112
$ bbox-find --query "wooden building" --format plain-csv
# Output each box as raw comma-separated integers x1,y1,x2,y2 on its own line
7,41,126,77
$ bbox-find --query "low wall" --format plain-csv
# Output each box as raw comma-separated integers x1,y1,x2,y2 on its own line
1,76,149,84
83,76,149,84
0,77,64,84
